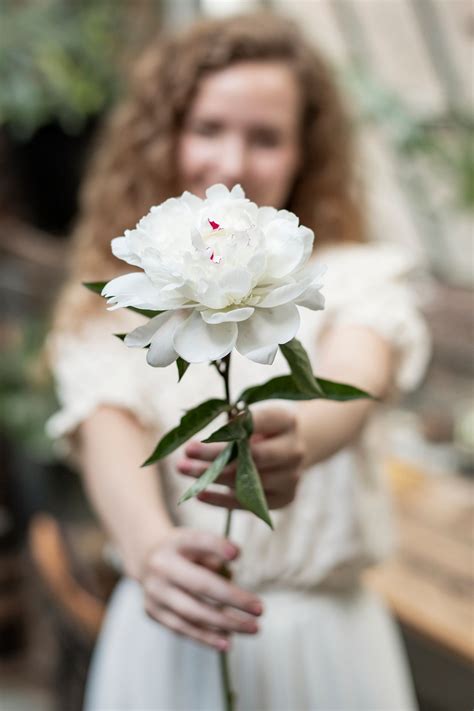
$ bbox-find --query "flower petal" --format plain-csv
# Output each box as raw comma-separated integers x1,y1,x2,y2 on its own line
241,344,279,365
257,278,312,308
275,208,298,224
205,184,231,201
201,307,255,324
124,312,171,348
264,222,314,280
295,283,325,310
230,184,245,199
173,310,237,363
102,273,165,311
295,265,327,310
180,191,203,215
236,304,300,362
217,268,252,302
256,206,279,230
111,235,142,268
147,311,186,367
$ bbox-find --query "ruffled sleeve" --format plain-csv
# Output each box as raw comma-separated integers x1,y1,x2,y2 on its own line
312,242,433,393
45,310,164,460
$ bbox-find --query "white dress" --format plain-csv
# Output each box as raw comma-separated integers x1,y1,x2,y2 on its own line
47,242,432,711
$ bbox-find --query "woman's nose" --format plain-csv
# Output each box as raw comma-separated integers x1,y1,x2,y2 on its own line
217,135,248,184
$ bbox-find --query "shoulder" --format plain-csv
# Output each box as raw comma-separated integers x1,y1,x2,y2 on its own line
308,240,433,393
313,240,430,307
47,309,143,359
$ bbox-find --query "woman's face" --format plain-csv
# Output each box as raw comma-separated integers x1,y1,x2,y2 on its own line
176,61,302,209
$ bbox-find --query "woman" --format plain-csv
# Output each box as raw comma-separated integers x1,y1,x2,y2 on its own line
47,12,430,710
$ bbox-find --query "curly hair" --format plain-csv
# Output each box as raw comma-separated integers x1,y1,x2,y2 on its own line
52,11,366,332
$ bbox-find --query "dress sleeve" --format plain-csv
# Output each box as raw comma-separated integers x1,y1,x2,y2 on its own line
315,242,433,393
45,311,163,459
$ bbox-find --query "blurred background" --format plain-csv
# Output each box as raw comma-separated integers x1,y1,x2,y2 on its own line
0,1,472,710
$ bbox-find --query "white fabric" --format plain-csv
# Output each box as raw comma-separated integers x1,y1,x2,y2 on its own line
85,580,418,711
47,241,431,710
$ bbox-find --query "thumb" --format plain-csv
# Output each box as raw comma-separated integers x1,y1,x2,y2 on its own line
197,553,228,571
251,405,295,437
176,529,239,562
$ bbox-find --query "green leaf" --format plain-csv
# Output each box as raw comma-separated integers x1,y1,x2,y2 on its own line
83,281,107,294
128,306,163,319
317,378,375,401
178,443,235,504
176,357,190,382
238,375,313,404
238,375,373,405
279,338,323,394
202,410,253,443
82,282,162,319
142,398,229,466
242,409,254,437
235,439,273,529
114,333,127,341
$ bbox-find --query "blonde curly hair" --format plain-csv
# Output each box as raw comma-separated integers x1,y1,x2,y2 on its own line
52,11,366,332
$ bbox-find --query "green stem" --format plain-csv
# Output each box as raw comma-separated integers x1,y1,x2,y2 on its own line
224,508,233,538
216,354,236,711
219,646,236,711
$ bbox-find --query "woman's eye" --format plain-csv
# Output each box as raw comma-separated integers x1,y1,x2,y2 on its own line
251,132,281,148
191,122,221,137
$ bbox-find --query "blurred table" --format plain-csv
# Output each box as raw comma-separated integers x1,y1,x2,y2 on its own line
364,458,474,710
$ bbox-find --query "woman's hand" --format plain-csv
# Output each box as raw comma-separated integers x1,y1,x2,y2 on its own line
177,407,306,510
140,528,263,651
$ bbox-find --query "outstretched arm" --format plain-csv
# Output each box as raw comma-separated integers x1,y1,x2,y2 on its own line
295,322,394,466
79,406,174,579
78,406,263,650
178,324,394,509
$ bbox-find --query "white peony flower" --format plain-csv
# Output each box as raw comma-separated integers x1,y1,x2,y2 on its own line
102,184,325,366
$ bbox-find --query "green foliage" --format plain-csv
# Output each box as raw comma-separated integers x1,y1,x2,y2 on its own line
345,66,474,211
238,374,372,406
0,0,128,138
238,375,311,405
235,439,273,529
178,442,235,505
0,319,58,461
142,399,229,466
176,357,190,382
82,281,108,294
279,338,323,395
202,411,253,444
316,378,375,401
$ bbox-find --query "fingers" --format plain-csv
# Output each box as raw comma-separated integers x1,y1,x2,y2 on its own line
150,582,260,636
197,490,243,509
164,554,263,616
141,528,265,651
197,488,294,510
251,406,295,437
251,431,304,470
178,429,304,476
183,406,295,463
178,457,237,485
179,432,303,479
195,552,226,571
173,528,239,562
177,407,303,514
180,433,298,474
145,602,231,651
184,440,226,462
